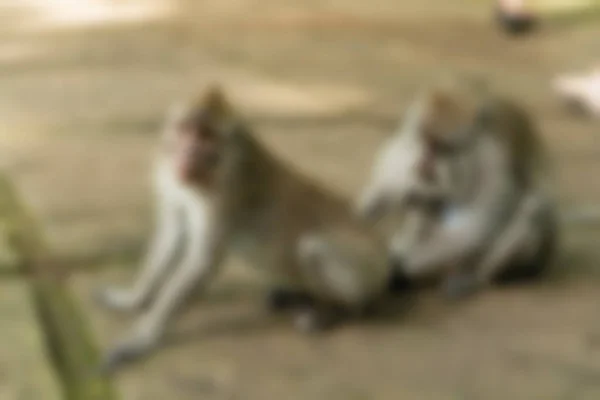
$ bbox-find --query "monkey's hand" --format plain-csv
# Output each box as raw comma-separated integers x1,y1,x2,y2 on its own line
93,286,146,313
443,274,482,300
293,306,342,334
404,178,447,210
98,328,159,375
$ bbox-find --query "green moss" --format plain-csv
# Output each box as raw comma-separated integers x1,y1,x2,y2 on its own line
0,173,118,400
0,175,43,274
33,279,118,400
0,279,63,400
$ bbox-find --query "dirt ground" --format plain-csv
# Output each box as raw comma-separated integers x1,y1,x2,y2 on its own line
1,1,600,399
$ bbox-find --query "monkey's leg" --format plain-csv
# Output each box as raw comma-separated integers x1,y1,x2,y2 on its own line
388,209,438,292
95,196,182,312
443,221,535,299
295,235,368,332
443,195,553,298
99,212,225,374
475,197,555,286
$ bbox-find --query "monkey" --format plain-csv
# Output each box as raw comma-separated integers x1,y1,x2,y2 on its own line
357,77,561,298
94,85,392,373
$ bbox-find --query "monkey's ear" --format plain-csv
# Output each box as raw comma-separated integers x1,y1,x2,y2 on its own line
199,84,244,137
199,84,233,118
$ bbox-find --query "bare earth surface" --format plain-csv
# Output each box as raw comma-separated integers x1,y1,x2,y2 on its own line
0,0,600,399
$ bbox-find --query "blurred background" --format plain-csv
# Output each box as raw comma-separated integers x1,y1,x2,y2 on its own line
0,1,600,399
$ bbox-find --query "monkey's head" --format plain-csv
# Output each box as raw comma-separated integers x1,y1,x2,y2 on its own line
164,85,240,187
356,78,485,222
419,84,481,156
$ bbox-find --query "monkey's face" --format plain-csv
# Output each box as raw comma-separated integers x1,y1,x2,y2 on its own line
414,136,456,199
169,111,222,186
420,89,475,154
164,86,237,188
357,90,473,221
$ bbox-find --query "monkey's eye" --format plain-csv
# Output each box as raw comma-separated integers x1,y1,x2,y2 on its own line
199,124,218,140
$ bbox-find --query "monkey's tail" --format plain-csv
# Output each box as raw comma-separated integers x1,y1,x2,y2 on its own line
561,205,600,226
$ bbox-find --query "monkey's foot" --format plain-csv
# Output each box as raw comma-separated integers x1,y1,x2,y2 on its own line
293,309,328,334
293,305,344,334
266,288,314,313
98,335,156,376
387,258,414,295
443,274,481,300
93,286,145,313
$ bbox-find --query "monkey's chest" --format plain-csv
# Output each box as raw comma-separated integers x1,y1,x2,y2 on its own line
441,207,471,231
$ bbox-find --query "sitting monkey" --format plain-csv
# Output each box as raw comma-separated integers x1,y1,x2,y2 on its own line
358,77,559,298
95,86,393,373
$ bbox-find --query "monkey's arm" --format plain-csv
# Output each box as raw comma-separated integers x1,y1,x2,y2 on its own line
399,216,483,277
96,188,183,312
100,204,228,373
355,136,423,222
355,183,391,222
389,209,436,258
402,138,517,278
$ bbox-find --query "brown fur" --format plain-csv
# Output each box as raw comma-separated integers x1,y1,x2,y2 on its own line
96,86,391,373
373,78,558,297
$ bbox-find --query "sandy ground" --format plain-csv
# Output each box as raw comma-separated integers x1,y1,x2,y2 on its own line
0,0,599,399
